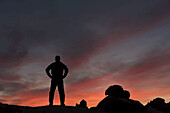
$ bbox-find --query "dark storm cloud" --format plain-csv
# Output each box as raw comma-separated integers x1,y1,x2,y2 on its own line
0,0,170,68
0,31,28,67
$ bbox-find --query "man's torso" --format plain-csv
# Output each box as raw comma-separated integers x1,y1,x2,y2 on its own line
49,62,65,79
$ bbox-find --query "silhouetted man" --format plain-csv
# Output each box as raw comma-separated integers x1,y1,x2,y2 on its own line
45,55,68,106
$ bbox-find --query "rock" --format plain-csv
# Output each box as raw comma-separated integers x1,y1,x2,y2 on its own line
105,85,124,97
97,85,145,113
96,96,145,113
146,98,168,113
76,99,88,109
122,90,130,99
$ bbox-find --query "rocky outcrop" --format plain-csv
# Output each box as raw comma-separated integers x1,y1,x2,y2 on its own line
146,98,170,113
76,99,88,109
96,85,145,113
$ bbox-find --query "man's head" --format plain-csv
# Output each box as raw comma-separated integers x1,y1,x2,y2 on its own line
55,55,60,62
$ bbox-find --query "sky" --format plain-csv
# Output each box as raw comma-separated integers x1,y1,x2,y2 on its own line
0,0,170,107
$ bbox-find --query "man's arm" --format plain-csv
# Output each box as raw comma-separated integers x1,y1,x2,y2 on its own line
45,64,52,79
63,64,69,79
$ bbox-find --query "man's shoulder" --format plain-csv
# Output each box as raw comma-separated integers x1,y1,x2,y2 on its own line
59,62,65,65
59,62,67,67
48,62,56,66
51,62,56,65
52,62,64,65
50,62,67,67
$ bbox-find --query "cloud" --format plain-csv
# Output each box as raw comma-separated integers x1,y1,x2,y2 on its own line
0,32,28,67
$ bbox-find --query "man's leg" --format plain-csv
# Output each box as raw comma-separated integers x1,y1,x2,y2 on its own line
58,80,65,106
49,80,57,106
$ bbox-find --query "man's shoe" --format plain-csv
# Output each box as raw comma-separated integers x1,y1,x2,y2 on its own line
61,104,65,106
49,103,53,106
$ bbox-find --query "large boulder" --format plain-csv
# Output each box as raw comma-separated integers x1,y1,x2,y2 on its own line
105,85,130,99
96,96,145,113
146,98,168,113
97,85,145,113
105,85,124,97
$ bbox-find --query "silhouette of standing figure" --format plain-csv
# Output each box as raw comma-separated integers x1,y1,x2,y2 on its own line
45,55,68,106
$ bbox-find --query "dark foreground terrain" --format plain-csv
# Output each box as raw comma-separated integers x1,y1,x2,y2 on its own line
0,102,165,113
0,102,106,113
